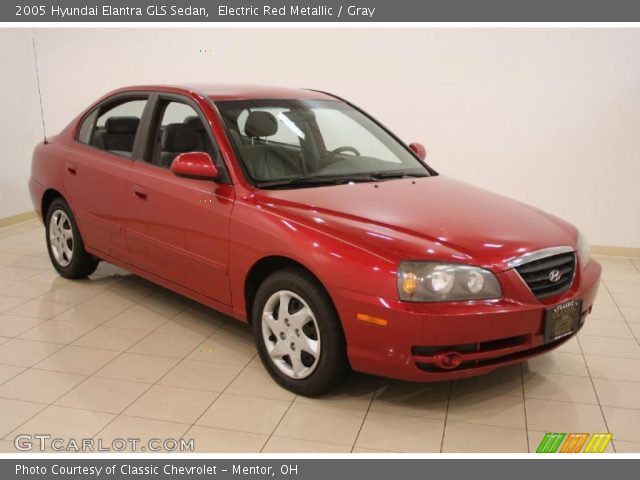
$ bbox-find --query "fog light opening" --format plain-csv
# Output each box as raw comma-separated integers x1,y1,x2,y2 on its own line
434,351,463,369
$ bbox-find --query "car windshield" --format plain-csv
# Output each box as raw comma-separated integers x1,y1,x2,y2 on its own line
215,99,431,188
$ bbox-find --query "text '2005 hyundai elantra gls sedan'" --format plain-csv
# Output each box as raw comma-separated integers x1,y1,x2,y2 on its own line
29,84,601,395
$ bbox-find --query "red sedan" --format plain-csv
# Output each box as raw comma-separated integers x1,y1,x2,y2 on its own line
29,84,601,395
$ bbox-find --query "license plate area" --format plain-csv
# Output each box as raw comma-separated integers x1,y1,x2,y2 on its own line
544,299,582,343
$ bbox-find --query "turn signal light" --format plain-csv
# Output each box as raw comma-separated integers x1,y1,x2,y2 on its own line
401,272,418,294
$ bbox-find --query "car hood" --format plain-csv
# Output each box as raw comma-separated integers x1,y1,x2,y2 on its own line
256,176,577,272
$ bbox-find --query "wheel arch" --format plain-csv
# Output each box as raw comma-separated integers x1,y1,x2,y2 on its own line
244,255,334,324
41,188,66,218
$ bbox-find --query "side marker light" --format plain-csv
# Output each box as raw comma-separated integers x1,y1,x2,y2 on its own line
356,313,388,327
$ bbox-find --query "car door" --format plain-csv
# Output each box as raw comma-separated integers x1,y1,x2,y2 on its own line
63,94,150,263
125,95,235,305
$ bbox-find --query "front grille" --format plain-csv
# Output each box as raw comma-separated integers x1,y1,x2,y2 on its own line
411,335,524,358
476,337,567,366
411,344,476,356
515,252,576,299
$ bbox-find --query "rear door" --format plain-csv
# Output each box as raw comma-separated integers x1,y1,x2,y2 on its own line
124,94,235,304
64,94,150,263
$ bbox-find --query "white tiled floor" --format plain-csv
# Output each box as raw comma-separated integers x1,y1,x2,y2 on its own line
0,219,639,453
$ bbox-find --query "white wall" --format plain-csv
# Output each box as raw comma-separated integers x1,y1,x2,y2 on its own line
3,28,639,248
0,29,46,218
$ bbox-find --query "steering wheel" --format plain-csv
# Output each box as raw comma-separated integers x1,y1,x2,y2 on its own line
326,146,361,160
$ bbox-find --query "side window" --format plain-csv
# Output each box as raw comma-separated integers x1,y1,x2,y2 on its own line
77,109,98,145
160,102,196,126
89,98,147,157
148,100,220,171
237,108,302,146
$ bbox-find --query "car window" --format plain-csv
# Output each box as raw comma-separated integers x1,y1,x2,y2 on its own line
86,98,148,158
313,108,400,164
216,99,429,187
147,99,222,173
160,102,197,126
77,109,98,145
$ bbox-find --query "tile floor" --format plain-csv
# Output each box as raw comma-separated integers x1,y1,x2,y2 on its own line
0,219,639,453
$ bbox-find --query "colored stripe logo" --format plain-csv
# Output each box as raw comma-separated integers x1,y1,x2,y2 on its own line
536,433,612,453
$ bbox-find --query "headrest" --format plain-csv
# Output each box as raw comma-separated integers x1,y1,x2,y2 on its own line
105,116,139,134
162,124,200,152
184,116,205,130
244,111,277,138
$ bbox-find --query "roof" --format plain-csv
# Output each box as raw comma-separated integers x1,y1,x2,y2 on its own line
88,84,340,117
176,83,336,101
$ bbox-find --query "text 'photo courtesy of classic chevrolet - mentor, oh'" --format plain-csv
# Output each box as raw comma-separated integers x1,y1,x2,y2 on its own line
28,84,601,395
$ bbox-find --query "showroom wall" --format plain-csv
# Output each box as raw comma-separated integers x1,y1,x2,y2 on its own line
2,28,639,248
0,30,46,219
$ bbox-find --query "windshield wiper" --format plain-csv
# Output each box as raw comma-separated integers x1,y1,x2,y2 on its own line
370,171,429,180
256,171,428,189
257,175,377,189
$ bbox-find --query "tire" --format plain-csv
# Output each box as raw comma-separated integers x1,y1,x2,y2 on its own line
45,198,99,279
252,268,349,396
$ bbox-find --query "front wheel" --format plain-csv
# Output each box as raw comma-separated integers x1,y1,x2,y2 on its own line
45,198,99,279
252,268,349,396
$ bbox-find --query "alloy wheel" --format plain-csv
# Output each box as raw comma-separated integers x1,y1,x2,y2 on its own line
261,290,321,379
48,209,74,267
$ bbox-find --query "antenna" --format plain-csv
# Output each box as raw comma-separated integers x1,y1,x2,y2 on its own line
32,37,47,144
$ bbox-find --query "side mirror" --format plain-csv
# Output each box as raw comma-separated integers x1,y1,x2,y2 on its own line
171,152,218,180
409,142,427,161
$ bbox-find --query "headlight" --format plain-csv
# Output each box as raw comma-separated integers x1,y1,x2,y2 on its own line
398,261,502,302
577,230,591,269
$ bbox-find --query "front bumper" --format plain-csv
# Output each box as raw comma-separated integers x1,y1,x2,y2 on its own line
332,258,601,382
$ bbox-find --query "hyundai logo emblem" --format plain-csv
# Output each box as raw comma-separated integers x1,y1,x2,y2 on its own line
548,269,562,283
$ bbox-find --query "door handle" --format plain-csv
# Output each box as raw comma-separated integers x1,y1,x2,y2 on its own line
65,162,77,175
132,185,147,200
